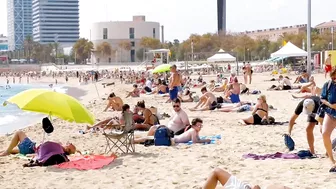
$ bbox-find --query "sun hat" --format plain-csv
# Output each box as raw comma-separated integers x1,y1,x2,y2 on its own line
302,99,315,115
42,117,54,134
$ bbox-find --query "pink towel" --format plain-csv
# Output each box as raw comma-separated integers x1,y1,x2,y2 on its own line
55,155,117,170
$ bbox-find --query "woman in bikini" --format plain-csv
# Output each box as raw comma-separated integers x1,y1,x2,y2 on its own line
239,95,269,125
126,84,140,98
134,101,159,130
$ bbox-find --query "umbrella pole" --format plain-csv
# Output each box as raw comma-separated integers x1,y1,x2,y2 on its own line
94,82,100,99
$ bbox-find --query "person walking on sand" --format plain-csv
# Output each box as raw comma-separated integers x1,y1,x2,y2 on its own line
325,54,332,78
168,65,181,102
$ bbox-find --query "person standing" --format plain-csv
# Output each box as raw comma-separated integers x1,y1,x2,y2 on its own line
168,65,181,102
246,62,253,84
325,54,332,78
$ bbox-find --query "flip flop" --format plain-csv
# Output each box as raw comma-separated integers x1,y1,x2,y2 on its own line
329,166,336,173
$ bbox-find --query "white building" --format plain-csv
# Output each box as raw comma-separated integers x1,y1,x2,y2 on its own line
90,16,160,63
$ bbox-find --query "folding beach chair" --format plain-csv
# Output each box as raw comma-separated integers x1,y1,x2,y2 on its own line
103,112,135,154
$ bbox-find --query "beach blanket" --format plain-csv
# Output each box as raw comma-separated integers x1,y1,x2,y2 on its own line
243,152,300,160
187,135,221,145
55,155,117,170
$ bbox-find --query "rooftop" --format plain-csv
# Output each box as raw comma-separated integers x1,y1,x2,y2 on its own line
315,20,336,28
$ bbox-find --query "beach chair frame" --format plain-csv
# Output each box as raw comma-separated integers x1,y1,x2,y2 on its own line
103,130,135,154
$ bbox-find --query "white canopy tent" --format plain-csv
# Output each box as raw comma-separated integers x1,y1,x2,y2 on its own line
271,42,308,58
207,49,236,63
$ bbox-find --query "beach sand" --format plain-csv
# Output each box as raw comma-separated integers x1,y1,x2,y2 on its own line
0,73,336,189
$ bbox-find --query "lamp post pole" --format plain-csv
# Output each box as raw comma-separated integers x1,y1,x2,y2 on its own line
332,27,334,50
307,0,312,75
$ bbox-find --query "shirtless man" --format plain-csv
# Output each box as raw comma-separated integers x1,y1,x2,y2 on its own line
104,93,123,111
246,62,252,84
292,76,322,99
168,65,181,102
190,87,217,111
224,77,241,103
325,54,332,78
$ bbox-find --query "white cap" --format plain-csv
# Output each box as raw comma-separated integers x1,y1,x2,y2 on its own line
302,99,315,115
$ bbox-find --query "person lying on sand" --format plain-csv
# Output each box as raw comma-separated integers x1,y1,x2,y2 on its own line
239,95,269,125
172,118,210,144
134,99,190,143
104,93,123,112
126,84,140,98
291,76,322,99
203,168,291,189
288,97,322,155
268,75,300,91
189,87,217,111
0,131,76,157
218,102,252,112
134,101,159,130
150,79,169,95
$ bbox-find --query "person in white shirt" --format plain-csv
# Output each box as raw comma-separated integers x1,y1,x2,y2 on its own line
269,75,292,91
144,79,153,93
173,118,210,144
134,99,190,143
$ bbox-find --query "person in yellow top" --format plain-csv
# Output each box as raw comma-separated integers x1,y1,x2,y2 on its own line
212,78,228,92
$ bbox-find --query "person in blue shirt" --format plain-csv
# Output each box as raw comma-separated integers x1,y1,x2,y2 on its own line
320,69,336,172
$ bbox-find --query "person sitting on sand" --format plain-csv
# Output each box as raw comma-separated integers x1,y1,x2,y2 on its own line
268,75,293,91
190,87,217,111
229,72,237,84
134,99,190,143
126,84,140,98
151,79,169,95
212,78,228,92
104,93,124,112
178,89,194,103
173,118,211,144
134,100,159,130
288,96,322,155
294,70,309,83
0,131,76,157
223,77,241,103
291,76,322,99
203,168,291,189
239,95,269,125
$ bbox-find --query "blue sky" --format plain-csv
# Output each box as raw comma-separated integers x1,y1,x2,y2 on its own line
0,0,335,41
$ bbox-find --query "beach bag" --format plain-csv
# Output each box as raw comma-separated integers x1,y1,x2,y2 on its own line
154,126,173,146
283,134,295,151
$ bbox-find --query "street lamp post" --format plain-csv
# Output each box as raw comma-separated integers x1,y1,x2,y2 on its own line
332,27,334,50
307,0,312,75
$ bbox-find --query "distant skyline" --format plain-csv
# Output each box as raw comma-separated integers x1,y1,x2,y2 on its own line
0,0,335,41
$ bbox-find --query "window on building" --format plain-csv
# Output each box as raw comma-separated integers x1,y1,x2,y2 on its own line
129,28,135,39
103,28,108,39
130,49,135,62
108,57,111,63
153,28,156,38
131,41,135,47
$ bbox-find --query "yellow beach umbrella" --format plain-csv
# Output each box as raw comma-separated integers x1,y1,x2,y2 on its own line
152,64,171,74
5,89,95,125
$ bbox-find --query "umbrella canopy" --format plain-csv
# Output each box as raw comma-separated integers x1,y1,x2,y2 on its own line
152,64,171,73
6,89,95,125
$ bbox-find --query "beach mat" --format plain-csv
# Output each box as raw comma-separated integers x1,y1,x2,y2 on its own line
187,135,221,145
243,152,300,160
55,155,117,170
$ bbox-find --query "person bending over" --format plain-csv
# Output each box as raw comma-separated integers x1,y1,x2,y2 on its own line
190,87,217,111
287,96,322,155
203,168,290,189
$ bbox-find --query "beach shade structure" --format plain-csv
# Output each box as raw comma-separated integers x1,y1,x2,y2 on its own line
5,89,95,125
152,64,171,73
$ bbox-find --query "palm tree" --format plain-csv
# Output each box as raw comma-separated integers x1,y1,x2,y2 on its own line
72,38,94,64
24,35,33,63
96,42,112,62
118,40,131,62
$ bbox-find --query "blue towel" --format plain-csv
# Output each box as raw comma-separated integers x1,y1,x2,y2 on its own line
187,135,221,145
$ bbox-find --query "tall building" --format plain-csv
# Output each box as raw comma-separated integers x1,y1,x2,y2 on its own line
217,0,226,33
315,20,336,34
0,34,9,51
90,16,160,63
7,0,33,51
32,0,80,47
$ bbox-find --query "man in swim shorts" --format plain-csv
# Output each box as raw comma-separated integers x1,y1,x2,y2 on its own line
168,65,181,101
288,96,322,155
325,54,332,78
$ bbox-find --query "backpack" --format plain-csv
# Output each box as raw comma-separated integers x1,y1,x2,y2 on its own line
154,126,174,146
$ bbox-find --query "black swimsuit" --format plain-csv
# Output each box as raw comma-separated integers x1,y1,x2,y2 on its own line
253,107,268,125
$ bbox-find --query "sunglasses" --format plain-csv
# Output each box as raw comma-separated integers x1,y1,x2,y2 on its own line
173,105,180,108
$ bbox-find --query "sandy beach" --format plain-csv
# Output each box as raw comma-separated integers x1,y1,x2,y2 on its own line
0,72,336,189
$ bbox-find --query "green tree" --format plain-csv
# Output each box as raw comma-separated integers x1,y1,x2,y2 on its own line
140,37,161,49
72,38,94,64
24,35,33,63
118,40,131,62
96,42,113,59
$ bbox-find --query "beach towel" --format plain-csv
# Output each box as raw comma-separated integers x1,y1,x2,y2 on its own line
10,154,31,160
187,135,221,145
243,152,300,160
55,155,117,170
